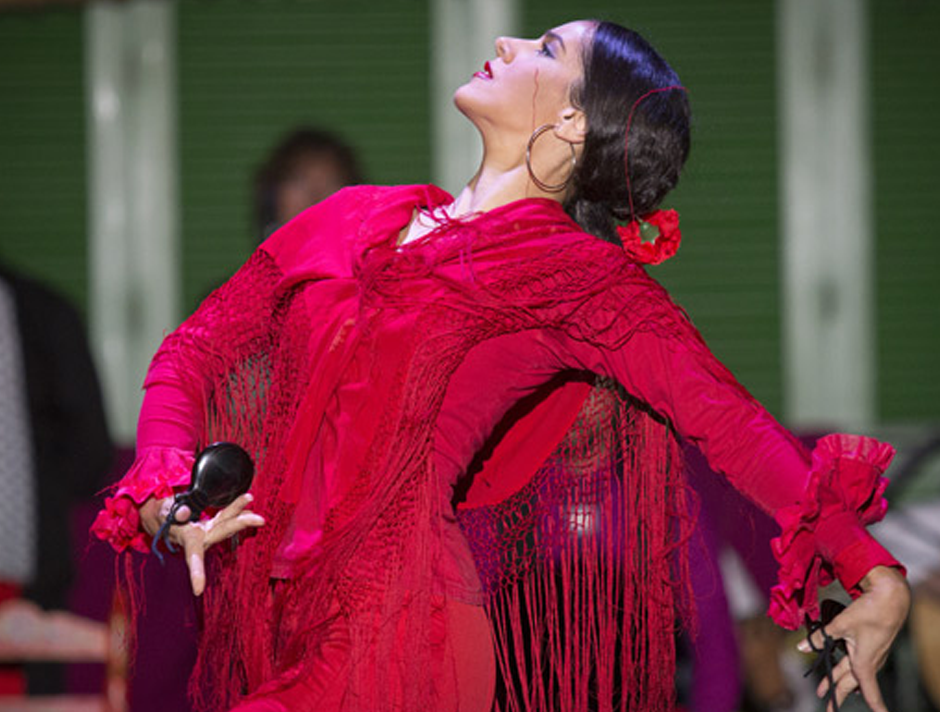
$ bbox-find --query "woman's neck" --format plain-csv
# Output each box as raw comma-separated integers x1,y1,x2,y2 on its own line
451,158,564,217
399,154,566,247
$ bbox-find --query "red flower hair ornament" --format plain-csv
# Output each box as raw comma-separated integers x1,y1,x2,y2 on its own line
618,85,687,266
616,209,681,265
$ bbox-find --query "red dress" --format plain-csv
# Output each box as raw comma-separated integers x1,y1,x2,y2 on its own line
94,185,900,712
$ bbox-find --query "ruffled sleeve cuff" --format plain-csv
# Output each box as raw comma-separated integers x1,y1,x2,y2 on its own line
768,434,904,630
91,447,195,553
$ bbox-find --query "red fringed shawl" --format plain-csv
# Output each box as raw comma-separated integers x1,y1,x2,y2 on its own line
94,185,901,712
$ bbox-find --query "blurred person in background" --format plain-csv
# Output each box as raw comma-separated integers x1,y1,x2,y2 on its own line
253,127,364,245
0,261,112,695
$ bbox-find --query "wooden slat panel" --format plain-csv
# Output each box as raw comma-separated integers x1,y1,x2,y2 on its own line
872,1,940,421
176,1,431,309
0,8,87,311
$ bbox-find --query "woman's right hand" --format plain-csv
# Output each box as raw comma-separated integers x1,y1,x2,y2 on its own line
799,565,911,712
139,494,265,596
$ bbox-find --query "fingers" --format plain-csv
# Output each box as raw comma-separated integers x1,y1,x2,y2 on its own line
170,494,265,596
815,658,859,712
802,614,847,654
829,673,856,712
817,667,867,712
210,493,256,524
166,494,261,547
798,619,839,655
140,496,172,536
172,504,192,523
856,660,889,712
202,494,265,546
182,534,207,597
804,604,893,712
798,572,910,712
203,509,266,548
816,656,851,698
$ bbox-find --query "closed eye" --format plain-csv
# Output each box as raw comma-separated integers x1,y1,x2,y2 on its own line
540,30,566,57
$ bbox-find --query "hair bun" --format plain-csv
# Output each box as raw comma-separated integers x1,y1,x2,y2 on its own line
565,22,691,245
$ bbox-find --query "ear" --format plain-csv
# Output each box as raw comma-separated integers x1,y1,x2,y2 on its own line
554,106,587,145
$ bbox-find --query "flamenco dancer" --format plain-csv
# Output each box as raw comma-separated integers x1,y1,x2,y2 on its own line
93,19,910,712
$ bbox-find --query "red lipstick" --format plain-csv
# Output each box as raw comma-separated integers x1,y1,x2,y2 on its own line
473,61,494,80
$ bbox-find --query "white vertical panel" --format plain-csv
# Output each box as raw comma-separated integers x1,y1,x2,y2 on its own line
86,0,178,443
431,0,519,194
778,0,873,428
86,3,130,442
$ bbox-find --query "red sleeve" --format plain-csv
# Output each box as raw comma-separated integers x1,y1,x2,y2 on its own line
548,324,902,629
92,248,285,552
91,188,383,553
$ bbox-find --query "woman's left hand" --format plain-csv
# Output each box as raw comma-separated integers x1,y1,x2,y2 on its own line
799,565,911,712
163,493,265,596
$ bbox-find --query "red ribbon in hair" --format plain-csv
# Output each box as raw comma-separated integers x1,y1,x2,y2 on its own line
621,85,687,265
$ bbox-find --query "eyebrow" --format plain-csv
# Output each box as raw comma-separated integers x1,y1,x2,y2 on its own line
544,30,566,53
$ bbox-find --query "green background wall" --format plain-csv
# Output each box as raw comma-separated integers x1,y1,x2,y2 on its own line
0,1,937,423
0,9,87,307
176,1,431,308
871,1,940,421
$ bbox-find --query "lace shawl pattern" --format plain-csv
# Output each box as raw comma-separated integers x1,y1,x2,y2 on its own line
99,187,888,712
182,194,702,712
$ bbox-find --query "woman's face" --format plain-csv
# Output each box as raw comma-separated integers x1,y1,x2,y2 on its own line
454,21,594,144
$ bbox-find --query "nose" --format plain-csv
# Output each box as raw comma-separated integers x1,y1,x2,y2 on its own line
495,36,516,62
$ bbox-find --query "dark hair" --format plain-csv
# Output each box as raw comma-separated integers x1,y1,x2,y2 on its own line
254,127,364,238
566,22,691,245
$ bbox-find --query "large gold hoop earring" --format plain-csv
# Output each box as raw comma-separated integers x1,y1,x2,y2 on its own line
525,124,577,193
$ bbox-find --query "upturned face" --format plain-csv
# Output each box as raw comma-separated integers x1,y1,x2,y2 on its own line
454,20,594,148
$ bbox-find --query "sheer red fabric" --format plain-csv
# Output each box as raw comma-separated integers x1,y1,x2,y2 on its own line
93,185,901,712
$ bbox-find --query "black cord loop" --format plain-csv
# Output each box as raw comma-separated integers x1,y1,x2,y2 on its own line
803,599,848,711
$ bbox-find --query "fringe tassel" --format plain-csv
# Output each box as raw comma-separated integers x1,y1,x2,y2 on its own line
466,381,689,712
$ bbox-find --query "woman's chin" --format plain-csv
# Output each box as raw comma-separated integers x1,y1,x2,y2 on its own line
452,87,481,122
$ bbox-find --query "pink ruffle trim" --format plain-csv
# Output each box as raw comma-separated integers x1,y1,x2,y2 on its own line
91,447,194,553
768,434,895,630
